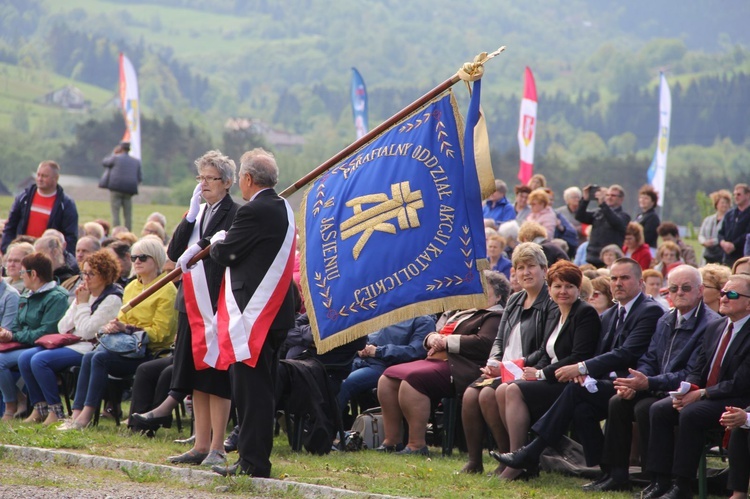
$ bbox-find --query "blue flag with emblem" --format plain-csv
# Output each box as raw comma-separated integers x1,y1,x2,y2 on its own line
300,80,494,352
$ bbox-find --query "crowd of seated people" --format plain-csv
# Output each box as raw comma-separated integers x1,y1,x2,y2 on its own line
5,170,750,497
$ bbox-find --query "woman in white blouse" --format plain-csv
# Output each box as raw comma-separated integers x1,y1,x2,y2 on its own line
17,250,123,425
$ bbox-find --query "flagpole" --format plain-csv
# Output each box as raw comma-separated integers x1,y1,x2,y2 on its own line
120,47,506,314
280,46,505,198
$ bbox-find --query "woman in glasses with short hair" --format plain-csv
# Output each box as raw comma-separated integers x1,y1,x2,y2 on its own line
60,236,177,430
132,150,240,467
17,250,123,425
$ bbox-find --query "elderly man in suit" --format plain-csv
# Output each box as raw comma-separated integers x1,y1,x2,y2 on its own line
585,265,720,492
182,148,296,478
494,258,663,478
644,273,750,499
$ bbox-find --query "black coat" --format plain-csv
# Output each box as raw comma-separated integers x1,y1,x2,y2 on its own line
207,189,296,332
490,284,559,367
167,193,240,313
635,207,660,248
533,299,601,382
102,152,142,195
688,317,750,400
575,199,630,267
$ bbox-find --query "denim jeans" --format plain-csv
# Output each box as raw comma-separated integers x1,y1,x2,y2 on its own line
73,347,149,410
17,346,83,406
0,347,32,403
337,365,384,410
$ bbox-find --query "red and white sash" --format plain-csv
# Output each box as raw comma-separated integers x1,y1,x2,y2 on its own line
205,199,296,370
181,204,217,370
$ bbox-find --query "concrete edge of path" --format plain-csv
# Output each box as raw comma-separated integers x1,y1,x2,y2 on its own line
0,445,405,499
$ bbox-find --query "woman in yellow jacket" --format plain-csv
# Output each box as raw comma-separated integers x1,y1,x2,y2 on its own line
61,236,177,430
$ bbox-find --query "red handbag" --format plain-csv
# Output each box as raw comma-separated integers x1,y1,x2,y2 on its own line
0,341,25,352
34,333,81,349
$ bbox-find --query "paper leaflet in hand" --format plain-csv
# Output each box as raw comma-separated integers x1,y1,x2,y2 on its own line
500,359,525,383
668,381,692,400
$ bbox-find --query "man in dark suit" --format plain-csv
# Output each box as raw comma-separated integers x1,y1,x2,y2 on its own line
494,258,663,480
199,148,297,478
721,404,750,499
718,184,750,268
101,141,142,230
645,274,750,499
591,265,719,492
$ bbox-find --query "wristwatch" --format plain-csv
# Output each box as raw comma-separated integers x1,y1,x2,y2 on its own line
699,389,708,400
577,362,588,375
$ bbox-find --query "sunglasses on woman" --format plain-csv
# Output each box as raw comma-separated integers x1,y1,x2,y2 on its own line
719,290,750,300
130,254,151,263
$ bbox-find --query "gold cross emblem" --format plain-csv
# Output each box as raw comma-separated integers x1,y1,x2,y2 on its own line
340,181,424,260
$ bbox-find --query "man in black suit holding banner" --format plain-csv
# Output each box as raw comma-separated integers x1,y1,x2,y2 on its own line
182,148,297,478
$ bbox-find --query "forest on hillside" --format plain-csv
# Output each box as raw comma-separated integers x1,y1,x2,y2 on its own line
0,0,748,225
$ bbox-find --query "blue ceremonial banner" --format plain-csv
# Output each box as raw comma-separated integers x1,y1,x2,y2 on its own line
351,67,369,139
301,80,494,352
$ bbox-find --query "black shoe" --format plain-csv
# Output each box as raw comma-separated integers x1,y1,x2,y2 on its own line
212,461,269,478
130,412,172,430
212,462,246,477
581,473,610,491
582,476,631,492
641,481,671,499
224,425,239,453
489,446,537,471
659,483,692,499
374,443,404,452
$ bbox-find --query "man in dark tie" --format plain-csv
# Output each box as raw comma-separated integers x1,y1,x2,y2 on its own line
493,258,663,480
644,273,750,499
588,265,719,492
199,148,297,478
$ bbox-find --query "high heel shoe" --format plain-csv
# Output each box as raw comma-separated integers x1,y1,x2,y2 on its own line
130,412,172,431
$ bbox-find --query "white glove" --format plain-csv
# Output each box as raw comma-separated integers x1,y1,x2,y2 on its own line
186,184,202,223
582,375,598,393
210,230,227,245
177,243,202,274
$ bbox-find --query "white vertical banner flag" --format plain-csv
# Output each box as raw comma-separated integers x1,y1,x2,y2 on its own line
647,72,671,207
119,53,141,160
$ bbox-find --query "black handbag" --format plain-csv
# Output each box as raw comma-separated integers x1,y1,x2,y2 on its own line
99,167,111,188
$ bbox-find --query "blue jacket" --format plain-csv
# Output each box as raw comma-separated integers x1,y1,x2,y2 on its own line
352,315,435,372
0,279,19,330
482,197,516,225
635,302,719,393
1,184,78,253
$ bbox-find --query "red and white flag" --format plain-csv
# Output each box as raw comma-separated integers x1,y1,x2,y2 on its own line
517,66,537,185
119,53,141,160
